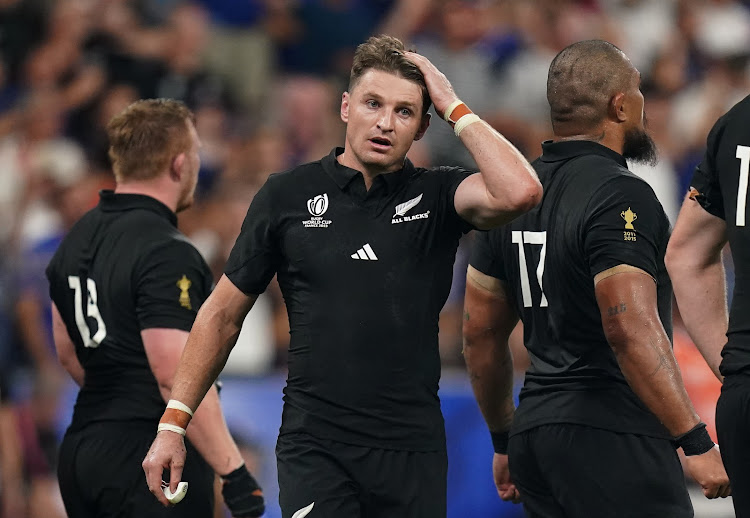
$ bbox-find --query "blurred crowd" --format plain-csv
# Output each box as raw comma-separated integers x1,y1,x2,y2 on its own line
0,0,746,516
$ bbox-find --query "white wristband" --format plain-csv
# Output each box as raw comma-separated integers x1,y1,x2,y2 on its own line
167,399,194,417
443,99,463,122
157,423,187,436
454,114,482,137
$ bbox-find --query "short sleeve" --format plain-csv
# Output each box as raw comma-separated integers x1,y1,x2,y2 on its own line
584,176,668,279
690,118,726,220
224,180,280,294
434,165,476,234
135,239,212,331
469,229,507,281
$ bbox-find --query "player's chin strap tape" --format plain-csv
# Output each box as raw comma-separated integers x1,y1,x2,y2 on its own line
221,464,265,518
490,431,510,455
674,422,715,456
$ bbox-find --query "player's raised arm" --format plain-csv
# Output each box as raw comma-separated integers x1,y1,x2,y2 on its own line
405,52,542,230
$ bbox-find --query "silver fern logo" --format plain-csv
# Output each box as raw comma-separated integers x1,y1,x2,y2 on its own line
394,193,423,217
307,193,328,216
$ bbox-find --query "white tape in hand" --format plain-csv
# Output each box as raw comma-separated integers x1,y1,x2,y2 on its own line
162,481,189,504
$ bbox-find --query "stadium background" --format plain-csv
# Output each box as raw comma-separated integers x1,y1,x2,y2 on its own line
0,0,745,516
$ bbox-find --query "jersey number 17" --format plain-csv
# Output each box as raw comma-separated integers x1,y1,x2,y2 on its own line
512,230,548,308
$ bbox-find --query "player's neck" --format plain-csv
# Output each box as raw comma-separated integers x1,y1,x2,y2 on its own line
115,177,179,213
553,127,624,157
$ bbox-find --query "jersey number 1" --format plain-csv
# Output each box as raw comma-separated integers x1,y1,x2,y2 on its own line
511,231,548,308
737,145,750,227
68,276,107,348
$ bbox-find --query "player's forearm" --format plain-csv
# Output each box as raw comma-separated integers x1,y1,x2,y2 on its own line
169,305,243,413
608,322,700,437
463,276,517,432
185,385,244,476
460,121,541,222
464,332,515,432
670,259,727,382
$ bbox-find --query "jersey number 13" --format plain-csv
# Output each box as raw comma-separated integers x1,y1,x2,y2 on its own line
67,275,107,348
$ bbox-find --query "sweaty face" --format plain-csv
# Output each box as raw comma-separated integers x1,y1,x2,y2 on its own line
176,121,201,213
339,69,428,175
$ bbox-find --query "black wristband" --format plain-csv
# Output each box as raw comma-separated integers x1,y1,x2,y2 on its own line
490,431,510,455
675,422,715,456
221,464,265,518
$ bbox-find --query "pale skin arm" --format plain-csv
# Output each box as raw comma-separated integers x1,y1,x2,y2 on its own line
405,52,542,230
142,275,257,506
665,193,728,382
142,328,244,476
596,265,730,499
462,266,520,503
51,302,85,386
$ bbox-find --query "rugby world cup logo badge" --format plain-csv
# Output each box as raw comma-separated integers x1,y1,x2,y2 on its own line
307,193,328,216
303,193,332,228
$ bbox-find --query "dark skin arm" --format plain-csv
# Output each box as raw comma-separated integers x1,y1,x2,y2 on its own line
463,265,520,503
595,266,730,499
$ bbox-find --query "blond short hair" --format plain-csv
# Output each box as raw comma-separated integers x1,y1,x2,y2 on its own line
107,99,194,182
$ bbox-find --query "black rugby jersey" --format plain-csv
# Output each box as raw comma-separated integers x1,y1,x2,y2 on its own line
471,140,672,439
691,94,750,377
46,191,212,432
225,148,474,451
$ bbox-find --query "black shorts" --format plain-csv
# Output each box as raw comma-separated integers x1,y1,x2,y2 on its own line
508,424,693,518
717,374,750,517
276,432,447,518
57,422,214,518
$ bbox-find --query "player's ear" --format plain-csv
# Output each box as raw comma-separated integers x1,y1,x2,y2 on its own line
171,153,186,181
414,113,431,141
610,92,627,123
341,92,350,123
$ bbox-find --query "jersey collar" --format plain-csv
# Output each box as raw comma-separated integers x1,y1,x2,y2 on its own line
322,147,415,192
540,140,627,167
98,190,178,226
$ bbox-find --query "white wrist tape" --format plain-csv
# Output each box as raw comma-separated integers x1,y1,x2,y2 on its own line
167,399,194,417
454,114,482,137
443,99,464,122
157,423,187,436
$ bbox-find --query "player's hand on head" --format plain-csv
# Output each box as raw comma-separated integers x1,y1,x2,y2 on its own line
683,445,731,499
221,463,265,517
492,453,521,504
404,51,458,119
142,430,187,506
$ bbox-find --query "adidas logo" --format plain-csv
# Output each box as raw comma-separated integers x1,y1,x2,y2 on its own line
351,244,378,260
